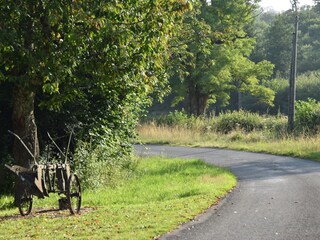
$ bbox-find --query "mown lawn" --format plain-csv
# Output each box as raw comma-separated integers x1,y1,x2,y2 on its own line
0,156,236,240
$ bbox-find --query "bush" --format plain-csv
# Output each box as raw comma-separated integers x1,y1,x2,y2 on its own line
154,110,190,126
264,71,320,115
141,110,289,139
295,98,320,132
72,128,137,190
214,110,264,133
297,71,320,101
263,115,288,138
149,110,208,130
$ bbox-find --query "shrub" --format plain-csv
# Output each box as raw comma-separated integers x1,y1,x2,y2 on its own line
295,98,320,132
214,110,264,133
264,71,320,115
297,71,320,101
154,110,190,126
72,129,137,190
149,110,208,130
141,110,290,140
263,115,288,138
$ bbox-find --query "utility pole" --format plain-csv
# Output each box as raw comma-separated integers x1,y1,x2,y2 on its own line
288,0,299,131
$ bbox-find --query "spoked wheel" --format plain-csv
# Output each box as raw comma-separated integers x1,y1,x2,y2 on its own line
18,189,33,216
67,174,81,214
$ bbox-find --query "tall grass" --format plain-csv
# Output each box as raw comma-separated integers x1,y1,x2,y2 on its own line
138,110,320,161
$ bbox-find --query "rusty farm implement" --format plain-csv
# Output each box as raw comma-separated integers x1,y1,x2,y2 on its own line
5,131,81,216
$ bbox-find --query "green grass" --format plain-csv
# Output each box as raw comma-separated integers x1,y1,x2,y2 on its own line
0,156,236,240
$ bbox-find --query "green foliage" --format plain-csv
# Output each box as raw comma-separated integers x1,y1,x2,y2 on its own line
0,0,189,101
229,53,275,110
0,0,193,192
295,98,320,132
262,115,288,139
296,71,320,101
264,71,320,115
146,110,288,137
249,10,277,63
153,110,191,126
72,135,137,190
264,77,289,114
264,13,293,77
297,7,320,73
214,110,264,133
168,0,274,115
251,6,320,77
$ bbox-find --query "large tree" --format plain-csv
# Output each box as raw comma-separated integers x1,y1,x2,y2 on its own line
228,49,275,111
168,0,274,115
0,0,190,200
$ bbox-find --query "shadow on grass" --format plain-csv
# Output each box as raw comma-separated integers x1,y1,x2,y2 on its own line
178,189,201,198
0,207,95,222
145,159,213,176
0,201,14,211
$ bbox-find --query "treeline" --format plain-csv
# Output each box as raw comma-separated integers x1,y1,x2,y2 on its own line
150,1,320,116
249,5,320,114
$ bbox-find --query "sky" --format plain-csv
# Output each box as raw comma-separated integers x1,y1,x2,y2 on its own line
259,0,315,12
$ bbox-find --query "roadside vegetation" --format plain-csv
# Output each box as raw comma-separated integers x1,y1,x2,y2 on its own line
1,1,320,239
138,105,320,161
0,156,236,240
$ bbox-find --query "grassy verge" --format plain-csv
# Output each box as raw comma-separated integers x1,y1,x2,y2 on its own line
137,123,320,161
0,156,236,240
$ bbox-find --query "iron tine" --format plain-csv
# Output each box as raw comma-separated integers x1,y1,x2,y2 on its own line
65,130,73,164
8,130,37,164
47,132,66,159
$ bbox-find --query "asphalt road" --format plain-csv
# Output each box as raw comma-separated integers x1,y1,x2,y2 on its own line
135,145,320,240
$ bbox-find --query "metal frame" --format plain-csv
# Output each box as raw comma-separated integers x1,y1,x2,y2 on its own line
5,131,81,216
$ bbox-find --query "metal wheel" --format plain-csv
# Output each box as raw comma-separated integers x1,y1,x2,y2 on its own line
18,189,33,216
67,174,81,214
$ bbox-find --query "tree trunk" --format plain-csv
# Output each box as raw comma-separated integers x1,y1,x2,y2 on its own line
187,84,209,116
196,93,208,116
11,85,39,205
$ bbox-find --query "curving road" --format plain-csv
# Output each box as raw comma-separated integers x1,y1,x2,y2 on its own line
135,145,320,240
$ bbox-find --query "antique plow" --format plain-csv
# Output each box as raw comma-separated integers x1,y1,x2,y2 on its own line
5,131,81,216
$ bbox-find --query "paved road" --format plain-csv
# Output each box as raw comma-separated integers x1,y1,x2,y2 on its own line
135,145,320,240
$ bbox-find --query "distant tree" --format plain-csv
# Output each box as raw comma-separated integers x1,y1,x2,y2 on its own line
168,0,274,115
297,7,320,73
249,9,277,63
264,13,293,77
229,51,275,110
251,5,320,78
